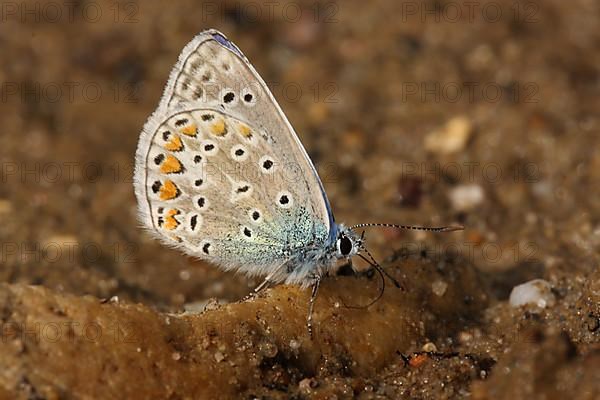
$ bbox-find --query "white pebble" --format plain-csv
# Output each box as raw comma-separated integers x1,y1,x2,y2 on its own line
449,184,485,211
422,342,438,352
425,116,473,155
179,269,191,280
509,279,556,309
431,280,448,297
214,350,225,362
289,339,301,350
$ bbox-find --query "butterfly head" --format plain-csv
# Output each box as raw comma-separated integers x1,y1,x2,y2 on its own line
335,225,362,259
333,222,464,263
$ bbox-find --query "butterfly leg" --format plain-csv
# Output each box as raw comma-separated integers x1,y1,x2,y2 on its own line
253,276,272,294
242,276,273,302
242,262,287,302
307,276,322,339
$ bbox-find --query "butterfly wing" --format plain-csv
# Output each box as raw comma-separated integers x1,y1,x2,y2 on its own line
162,29,334,231
134,30,334,278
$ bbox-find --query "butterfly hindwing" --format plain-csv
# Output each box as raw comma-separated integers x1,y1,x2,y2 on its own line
137,105,326,274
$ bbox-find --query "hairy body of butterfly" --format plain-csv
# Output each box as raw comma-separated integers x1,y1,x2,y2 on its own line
134,30,461,336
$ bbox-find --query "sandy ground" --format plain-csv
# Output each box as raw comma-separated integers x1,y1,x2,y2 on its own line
0,0,598,398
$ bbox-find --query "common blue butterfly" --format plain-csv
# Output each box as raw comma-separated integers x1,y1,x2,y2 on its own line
134,30,462,335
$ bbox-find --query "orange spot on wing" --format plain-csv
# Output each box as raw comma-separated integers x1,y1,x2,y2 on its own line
164,209,181,230
210,119,227,136
160,155,184,174
180,123,197,136
165,135,183,152
159,180,180,200
239,123,252,138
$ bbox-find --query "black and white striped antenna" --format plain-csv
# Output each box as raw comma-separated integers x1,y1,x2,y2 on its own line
350,223,464,232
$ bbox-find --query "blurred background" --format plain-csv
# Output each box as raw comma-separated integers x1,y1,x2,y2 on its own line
0,0,598,313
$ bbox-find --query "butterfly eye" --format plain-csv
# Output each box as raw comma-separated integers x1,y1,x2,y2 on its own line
338,236,353,256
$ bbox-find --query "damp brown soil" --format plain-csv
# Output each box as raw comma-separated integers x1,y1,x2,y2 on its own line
0,0,599,399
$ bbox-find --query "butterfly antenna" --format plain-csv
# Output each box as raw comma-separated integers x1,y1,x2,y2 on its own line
350,223,464,232
342,253,386,309
360,244,403,289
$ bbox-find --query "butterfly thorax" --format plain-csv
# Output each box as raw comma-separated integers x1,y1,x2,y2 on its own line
282,224,361,287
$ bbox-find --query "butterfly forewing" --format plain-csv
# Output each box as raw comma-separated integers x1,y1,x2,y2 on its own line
134,31,333,277
165,30,331,226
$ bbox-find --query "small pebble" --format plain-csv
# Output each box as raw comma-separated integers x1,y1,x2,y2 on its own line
422,342,438,352
203,297,219,311
258,341,278,358
179,269,191,280
449,184,485,211
425,116,473,155
214,351,225,362
458,331,473,344
509,279,556,309
431,280,448,297
299,378,318,393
